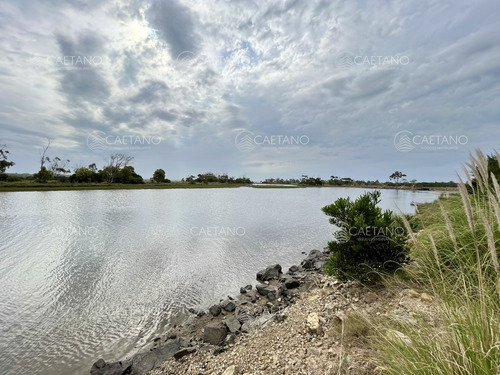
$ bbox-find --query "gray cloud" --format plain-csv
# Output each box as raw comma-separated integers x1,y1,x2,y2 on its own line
0,0,499,181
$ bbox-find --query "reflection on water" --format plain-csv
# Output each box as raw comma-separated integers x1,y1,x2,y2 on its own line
0,187,443,375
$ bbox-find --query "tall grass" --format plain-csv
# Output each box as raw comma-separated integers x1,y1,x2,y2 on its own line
375,150,500,375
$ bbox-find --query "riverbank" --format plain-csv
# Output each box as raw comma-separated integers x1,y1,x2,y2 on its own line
89,249,437,375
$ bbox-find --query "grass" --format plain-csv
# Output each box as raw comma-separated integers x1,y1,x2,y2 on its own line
373,150,500,375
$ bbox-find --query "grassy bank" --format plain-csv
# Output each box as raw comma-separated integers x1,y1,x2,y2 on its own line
374,151,500,374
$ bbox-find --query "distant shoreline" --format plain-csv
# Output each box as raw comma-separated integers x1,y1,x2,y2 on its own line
0,182,458,193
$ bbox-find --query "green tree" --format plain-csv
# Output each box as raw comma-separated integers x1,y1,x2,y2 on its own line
0,144,15,179
153,168,167,183
34,166,54,183
389,171,407,183
322,191,409,282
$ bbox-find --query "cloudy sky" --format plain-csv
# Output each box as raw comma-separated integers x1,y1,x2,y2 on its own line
1,0,499,182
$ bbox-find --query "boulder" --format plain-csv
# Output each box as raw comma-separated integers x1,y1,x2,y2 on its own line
224,316,241,333
255,284,279,297
306,312,322,335
173,347,196,359
221,299,236,312
90,359,132,375
209,304,222,316
256,264,282,281
288,265,299,273
240,285,252,294
283,276,300,289
203,322,227,345
301,250,323,269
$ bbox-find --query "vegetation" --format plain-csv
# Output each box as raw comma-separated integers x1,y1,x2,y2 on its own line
184,172,252,184
389,171,406,183
152,168,170,183
322,190,409,282
0,144,15,180
374,149,500,375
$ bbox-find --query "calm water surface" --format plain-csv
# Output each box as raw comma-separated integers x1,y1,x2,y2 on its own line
0,187,442,375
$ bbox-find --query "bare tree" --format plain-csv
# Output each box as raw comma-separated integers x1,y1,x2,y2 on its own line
50,156,71,177
102,153,134,183
39,138,52,169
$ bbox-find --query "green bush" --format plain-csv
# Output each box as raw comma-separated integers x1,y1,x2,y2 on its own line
322,190,409,281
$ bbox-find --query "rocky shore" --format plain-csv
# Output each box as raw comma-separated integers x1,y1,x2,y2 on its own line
90,249,435,375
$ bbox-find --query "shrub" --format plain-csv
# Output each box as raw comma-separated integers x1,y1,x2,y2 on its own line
322,190,409,281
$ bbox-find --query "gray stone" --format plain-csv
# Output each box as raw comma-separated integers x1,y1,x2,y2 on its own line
173,347,196,359
301,250,323,269
288,265,299,273
221,299,236,312
209,304,222,316
256,264,282,281
284,277,300,289
203,322,227,345
222,365,240,375
255,284,279,296
225,316,241,333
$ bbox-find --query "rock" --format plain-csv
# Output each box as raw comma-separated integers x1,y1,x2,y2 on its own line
284,276,300,289
307,347,321,356
91,359,106,371
173,347,196,359
90,360,131,375
222,365,239,375
130,340,180,374
197,310,206,318
301,250,323,269
306,312,322,335
420,293,432,302
363,292,379,304
224,333,236,346
188,307,198,314
255,284,279,296
221,299,237,312
256,264,282,281
403,289,420,298
209,304,222,316
225,316,241,333
240,285,252,294
288,265,299,273
203,322,227,345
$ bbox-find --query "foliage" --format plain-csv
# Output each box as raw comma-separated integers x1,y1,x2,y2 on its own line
152,168,170,183
389,171,407,183
299,175,323,186
33,166,54,183
0,144,15,174
374,150,500,375
322,190,409,282
185,172,252,184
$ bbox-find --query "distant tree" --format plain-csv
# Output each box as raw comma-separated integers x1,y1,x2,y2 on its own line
0,144,15,177
34,166,53,183
39,138,52,169
72,167,93,183
389,171,407,184
102,153,134,183
153,169,170,183
49,156,71,177
117,165,143,184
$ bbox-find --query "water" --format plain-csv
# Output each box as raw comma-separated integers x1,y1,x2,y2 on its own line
0,187,442,375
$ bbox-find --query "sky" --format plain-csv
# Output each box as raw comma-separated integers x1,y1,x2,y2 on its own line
0,0,499,182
